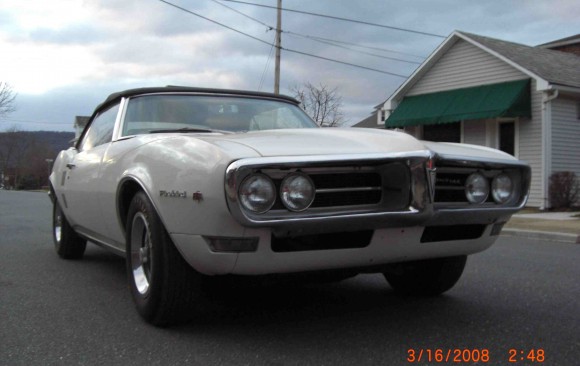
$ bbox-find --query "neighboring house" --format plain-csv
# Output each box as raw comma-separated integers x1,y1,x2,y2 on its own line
356,32,580,208
352,102,385,128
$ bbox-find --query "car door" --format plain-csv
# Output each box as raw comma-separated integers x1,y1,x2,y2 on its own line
63,103,120,237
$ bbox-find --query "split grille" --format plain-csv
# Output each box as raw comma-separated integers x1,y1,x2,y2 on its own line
312,189,383,208
432,165,522,205
434,171,471,203
265,163,410,213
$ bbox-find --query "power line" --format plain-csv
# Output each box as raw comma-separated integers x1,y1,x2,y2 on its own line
159,0,271,46
285,32,421,65
209,0,273,30
221,0,445,38
301,34,427,59
283,48,407,78
210,0,423,64
159,0,409,78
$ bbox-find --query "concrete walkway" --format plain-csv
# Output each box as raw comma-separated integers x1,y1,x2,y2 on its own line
513,212,579,220
503,211,580,244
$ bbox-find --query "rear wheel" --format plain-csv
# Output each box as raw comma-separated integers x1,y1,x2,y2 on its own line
53,201,86,259
383,256,467,296
126,191,206,326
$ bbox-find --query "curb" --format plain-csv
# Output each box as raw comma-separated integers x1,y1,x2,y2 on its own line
501,229,580,244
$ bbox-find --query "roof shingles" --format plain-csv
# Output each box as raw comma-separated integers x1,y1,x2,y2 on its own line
460,32,580,89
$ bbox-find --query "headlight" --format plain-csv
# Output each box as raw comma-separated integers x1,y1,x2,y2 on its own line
491,174,513,203
465,172,489,204
239,174,276,213
280,173,315,212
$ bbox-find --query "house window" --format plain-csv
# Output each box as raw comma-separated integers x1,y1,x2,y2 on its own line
422,122,461,142
498,121,515,156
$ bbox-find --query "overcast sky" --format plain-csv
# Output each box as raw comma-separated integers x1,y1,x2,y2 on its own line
1,0,578,132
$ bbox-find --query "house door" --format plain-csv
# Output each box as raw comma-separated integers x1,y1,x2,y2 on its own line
498,121,515,156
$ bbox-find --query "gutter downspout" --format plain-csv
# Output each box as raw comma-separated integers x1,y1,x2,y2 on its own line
541,89,558,209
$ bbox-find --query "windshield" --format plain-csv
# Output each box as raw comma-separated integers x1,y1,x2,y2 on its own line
122,94,317,136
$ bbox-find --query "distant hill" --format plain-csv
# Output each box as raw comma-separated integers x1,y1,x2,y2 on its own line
0,131,75,155
35,131,76,153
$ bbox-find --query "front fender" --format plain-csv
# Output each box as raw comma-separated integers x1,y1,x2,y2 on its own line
107,136,260,242
49,148,78,212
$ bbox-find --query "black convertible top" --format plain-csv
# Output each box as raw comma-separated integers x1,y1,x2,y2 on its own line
94,86,300,115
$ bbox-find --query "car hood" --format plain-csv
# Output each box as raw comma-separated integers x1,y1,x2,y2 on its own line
197,128,427,157
422,140,518,161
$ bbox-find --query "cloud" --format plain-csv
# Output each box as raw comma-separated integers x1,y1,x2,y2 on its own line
1,0,579,131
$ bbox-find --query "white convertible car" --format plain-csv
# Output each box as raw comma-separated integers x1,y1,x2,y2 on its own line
49,86,530,325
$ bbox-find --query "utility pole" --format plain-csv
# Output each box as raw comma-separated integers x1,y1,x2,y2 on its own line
274,0,282,94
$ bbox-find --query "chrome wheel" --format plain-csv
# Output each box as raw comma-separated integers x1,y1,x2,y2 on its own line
54,206,63,244
130,212,153,295
126,191,205,325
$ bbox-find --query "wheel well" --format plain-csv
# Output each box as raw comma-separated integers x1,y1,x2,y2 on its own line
118,180,144,234
48,182,56,204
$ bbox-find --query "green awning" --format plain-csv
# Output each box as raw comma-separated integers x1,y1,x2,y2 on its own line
386,79,531,128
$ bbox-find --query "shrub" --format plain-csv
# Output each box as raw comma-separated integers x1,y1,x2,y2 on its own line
549,171,579,209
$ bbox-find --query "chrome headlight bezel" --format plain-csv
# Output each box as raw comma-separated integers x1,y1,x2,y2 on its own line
238,173,276,214
279,172,315,212
465,172,489,204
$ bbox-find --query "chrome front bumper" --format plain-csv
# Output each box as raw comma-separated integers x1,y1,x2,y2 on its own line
224,151,531,237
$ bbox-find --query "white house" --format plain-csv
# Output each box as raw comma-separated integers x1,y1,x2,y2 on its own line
355,32,580,208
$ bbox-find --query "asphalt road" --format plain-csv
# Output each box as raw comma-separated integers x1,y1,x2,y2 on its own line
1,190,579,366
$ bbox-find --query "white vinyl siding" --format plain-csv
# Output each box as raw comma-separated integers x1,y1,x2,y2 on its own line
403,126,421,139
462,120,487,146
486,120,497,149
518,79,545,207
407,40,527,96
551,98,580,177
517,80,543,207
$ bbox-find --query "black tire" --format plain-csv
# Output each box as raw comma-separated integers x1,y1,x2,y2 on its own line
383,256,467,296
53,200,86,259
125,191,206,326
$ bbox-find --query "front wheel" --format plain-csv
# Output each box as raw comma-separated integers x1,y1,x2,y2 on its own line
126,191,206,326
53,200,86,259
383,256,467,296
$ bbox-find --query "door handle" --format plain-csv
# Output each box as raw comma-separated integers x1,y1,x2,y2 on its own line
66,163,76,169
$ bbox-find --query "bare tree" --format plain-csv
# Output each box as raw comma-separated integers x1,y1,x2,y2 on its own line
290,82,345,127
0,82,17,121
0,128,35,189
18,139,55,189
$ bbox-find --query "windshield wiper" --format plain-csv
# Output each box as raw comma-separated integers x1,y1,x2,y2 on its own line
149,127,216,134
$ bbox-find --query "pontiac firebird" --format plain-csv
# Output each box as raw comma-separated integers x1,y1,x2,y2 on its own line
49,86,530,325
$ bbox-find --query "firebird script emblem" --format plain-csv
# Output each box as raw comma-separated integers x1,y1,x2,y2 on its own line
159,190,187,198
159,190,204,202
